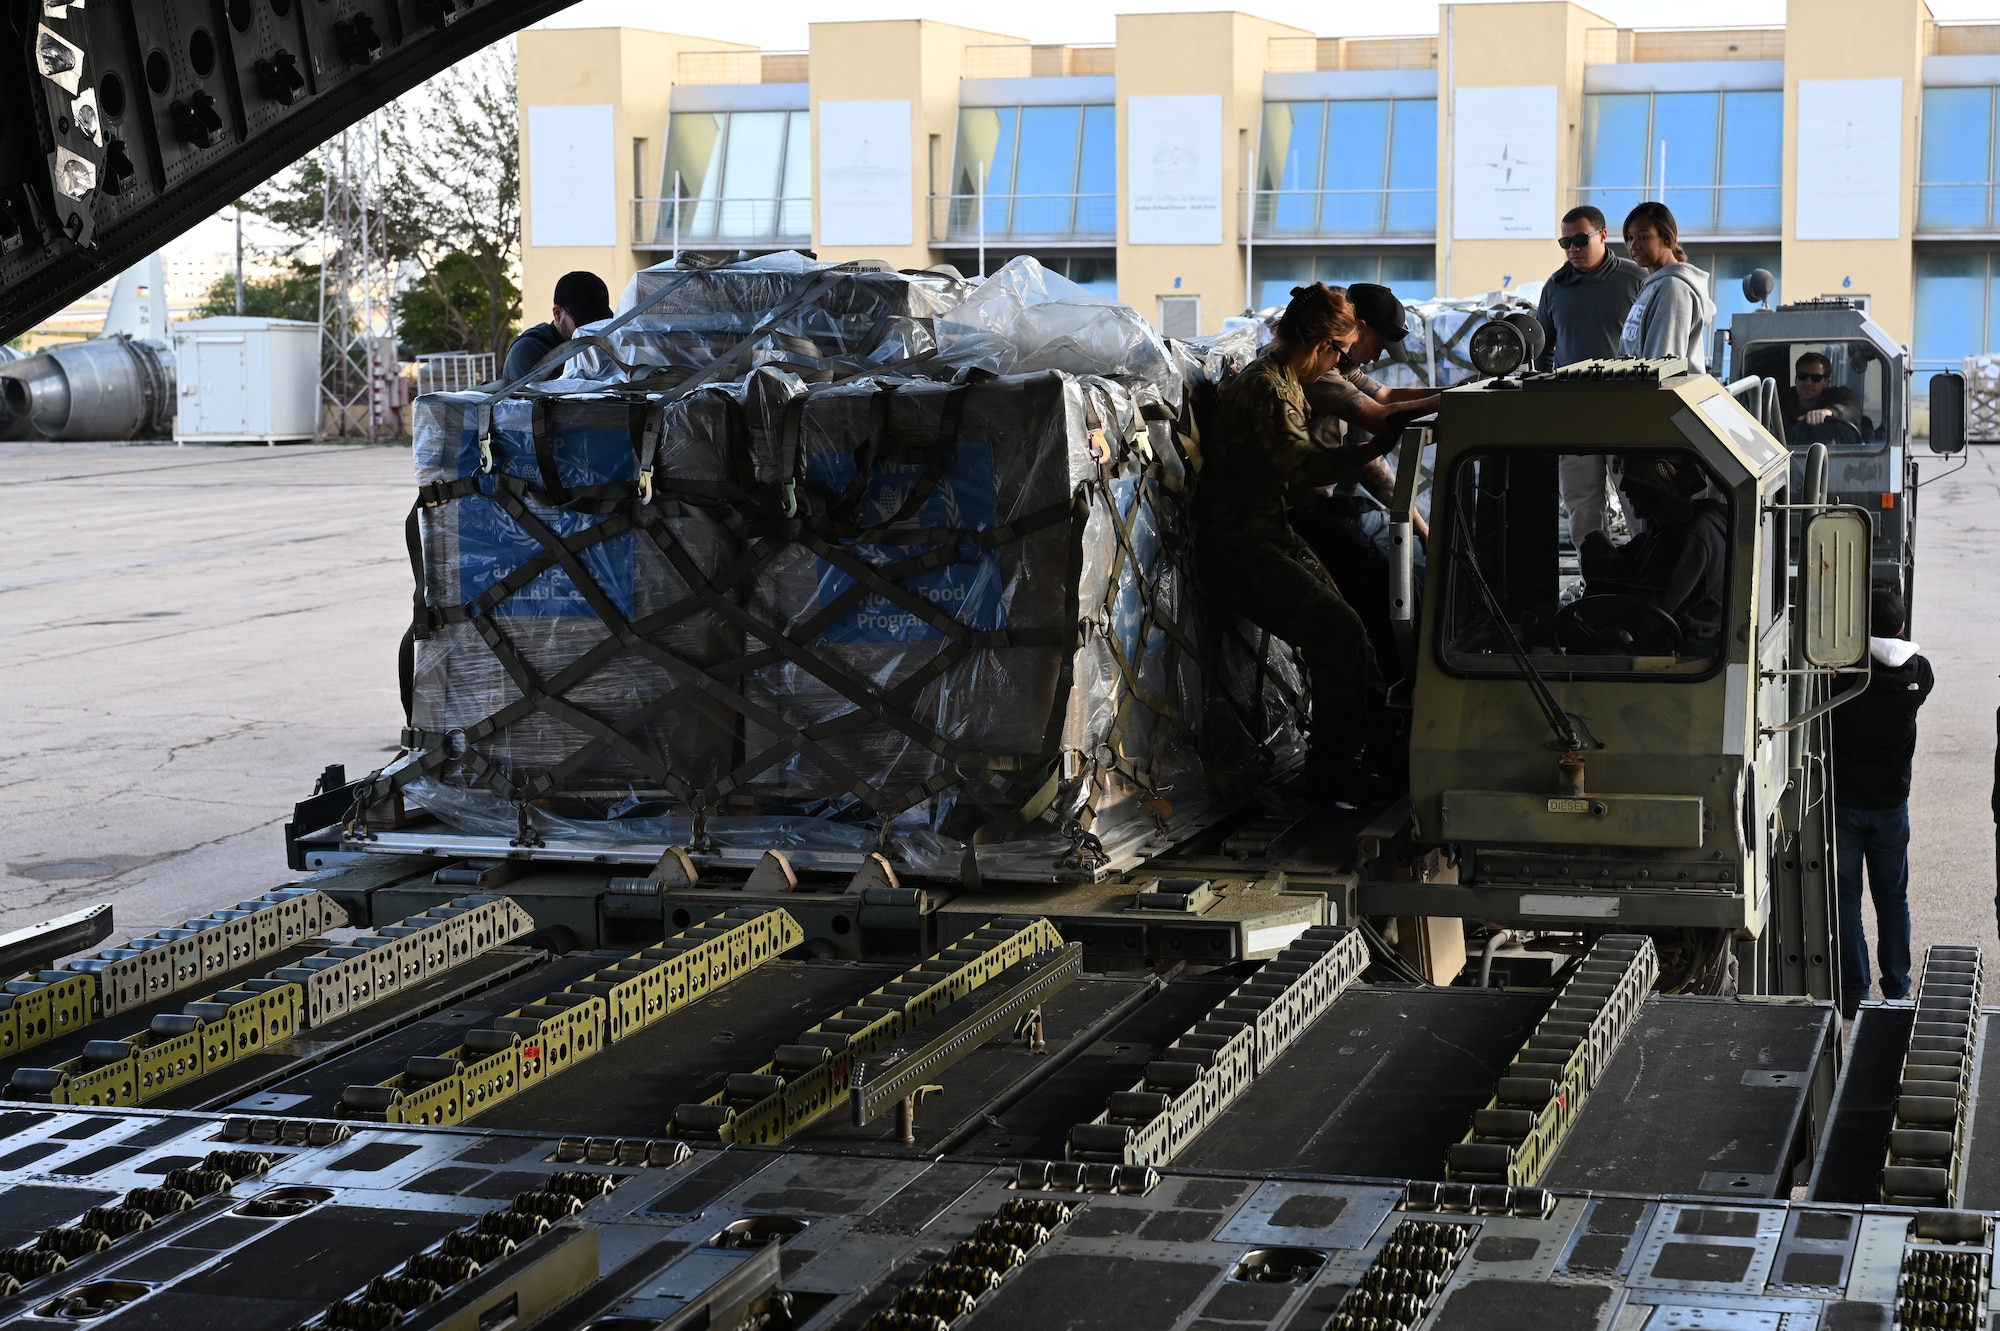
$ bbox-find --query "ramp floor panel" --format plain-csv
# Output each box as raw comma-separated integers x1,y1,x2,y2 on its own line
932,970,1250,1161
476,961,898,1136
1809,1005,1914,1203
1177,986,1552,1180
793,973,1157,1155
1958,1013,2000,1210
1544,995,1833,1197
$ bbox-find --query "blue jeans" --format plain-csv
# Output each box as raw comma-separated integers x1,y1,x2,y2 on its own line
1835,803,1913,1004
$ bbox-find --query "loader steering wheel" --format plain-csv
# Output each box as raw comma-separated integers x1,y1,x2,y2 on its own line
1555,595,1684,656
1786,417,1865,449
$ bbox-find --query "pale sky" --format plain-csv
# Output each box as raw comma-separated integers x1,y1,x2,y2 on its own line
531,0,2000,49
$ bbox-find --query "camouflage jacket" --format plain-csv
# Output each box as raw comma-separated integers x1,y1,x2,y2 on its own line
1196,351,1318,548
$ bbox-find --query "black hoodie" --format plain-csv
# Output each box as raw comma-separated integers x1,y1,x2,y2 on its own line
1534,254,1647,371
1832,649,1935,809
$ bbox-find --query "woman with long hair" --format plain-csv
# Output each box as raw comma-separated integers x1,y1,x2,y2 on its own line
1196,282,1399,804
1618,201,1716,371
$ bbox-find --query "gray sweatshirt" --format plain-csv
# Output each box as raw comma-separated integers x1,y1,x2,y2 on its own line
1533,254,1646,371
1618,261,1716,372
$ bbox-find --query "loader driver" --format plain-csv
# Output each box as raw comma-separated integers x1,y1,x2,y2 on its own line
1574,452,1728,659
1779,350,1864,445
1197,283,1402,805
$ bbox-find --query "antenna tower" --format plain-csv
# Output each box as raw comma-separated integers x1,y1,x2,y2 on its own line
317,115,397,440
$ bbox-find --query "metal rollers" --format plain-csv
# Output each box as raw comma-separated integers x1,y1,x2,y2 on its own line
1066,925,1368,1167
0,888,345,1062
1327,1218,1474,1330
273,894,535,1027
1882,946,1984,1207
668,916,1066,1146
862,1193,1080,1331
345,906,805,1128
1447,933,1658,1186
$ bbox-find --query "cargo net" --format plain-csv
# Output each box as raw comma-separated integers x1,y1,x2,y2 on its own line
387,257,1305,884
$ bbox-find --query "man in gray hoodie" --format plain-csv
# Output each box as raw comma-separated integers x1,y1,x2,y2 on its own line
1534,206,1645,373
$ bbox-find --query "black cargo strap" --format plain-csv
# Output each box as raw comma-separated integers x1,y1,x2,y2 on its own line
399,306,1211,875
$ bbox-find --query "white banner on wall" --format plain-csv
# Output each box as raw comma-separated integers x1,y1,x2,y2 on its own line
527,105,616,248
1127,95,1223,245
1451,85,1557,241
818,100,913,247
1796,78,1903,241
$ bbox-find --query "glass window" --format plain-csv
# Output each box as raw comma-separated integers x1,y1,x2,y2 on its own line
718,111,787,238
1014,106,1083,234
1387,99,1438,234
1919,87,1995,231
1734,339,1888,449
1913,251,1990,385
1580,93,1650,227
661,109,809,243
940,249,1116,291
1719,91,1782,233
1078,106,1116,234
946,104,1111,239
1688,250,1780,334
1258,101,1326,233
1249,252,1435,313
1654,92,1719,234
781,113,812,238
1442,448,1732,679
663,111,724,237
1580,91,1778,237
1323,101,1391,233
1254,99,1437,238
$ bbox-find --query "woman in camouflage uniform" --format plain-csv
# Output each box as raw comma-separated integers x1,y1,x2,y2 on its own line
1197,283,1396,804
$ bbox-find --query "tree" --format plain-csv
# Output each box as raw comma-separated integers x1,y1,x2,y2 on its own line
191,265,322,322
379,42,523,357
396,251,519,357
237,41,522,357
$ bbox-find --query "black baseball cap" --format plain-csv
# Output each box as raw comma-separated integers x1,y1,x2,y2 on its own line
553,270,613,323
1348,283,1409,341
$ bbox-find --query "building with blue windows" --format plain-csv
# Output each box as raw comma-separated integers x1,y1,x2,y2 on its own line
519,0,1986,369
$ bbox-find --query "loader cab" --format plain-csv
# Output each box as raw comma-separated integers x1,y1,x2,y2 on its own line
1401,360,1794,940
1723,299,1911,597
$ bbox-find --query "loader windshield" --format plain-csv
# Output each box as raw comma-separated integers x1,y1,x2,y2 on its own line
1440,448,1732,680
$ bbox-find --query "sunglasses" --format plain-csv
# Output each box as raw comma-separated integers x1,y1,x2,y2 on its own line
1556,232,1601,250
1797,372,1827,382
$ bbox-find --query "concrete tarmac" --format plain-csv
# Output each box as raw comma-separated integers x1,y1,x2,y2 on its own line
1,439,1996,997
0,441,410,945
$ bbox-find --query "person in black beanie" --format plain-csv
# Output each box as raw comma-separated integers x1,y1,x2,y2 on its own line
503,270,615,381
1832,586,1934,1015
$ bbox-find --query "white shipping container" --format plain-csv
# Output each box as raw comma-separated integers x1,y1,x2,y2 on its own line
171,317,319,444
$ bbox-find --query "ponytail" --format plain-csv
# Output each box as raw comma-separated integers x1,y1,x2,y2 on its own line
1274,282,1357,352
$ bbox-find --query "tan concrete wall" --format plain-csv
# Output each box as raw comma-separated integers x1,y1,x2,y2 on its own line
516,28,752,317
1438,2,1606,300
1114,11,1308,334
1780,0,1928,344
807,20,1020,270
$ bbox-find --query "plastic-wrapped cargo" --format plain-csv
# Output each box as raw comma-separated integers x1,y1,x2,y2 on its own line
575,252,970,385
393,255,1308,884
408,389,740,796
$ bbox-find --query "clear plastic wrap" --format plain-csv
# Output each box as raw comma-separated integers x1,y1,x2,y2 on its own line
573,252,969,385
936,257,1180,412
